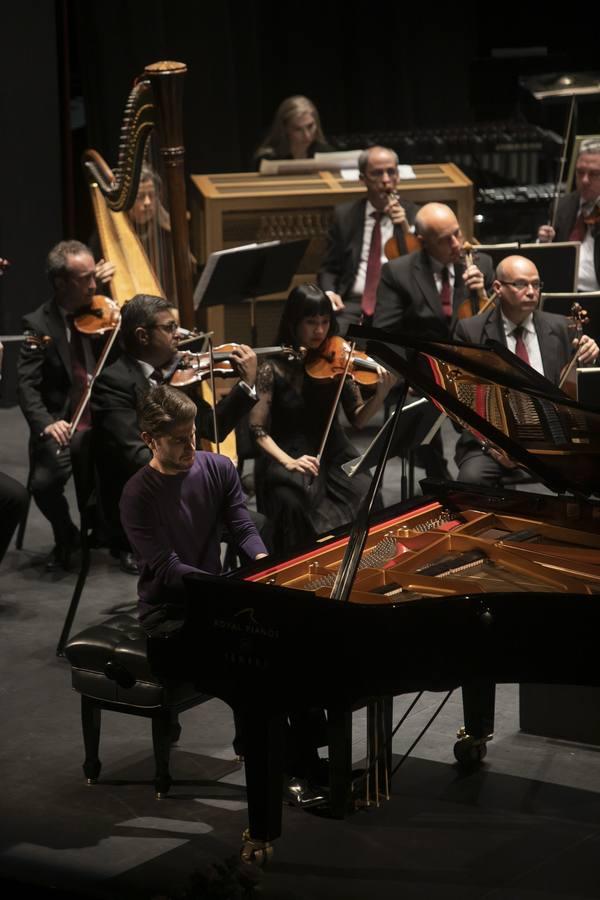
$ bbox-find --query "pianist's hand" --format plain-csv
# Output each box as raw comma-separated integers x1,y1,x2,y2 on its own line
574,334,599,366
285,454,320,477
537,224,555,243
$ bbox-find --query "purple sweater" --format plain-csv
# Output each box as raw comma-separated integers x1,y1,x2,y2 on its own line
120,451,266,622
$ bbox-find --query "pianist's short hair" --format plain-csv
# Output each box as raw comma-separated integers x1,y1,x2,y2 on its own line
358,146,399,175
138,384,197,438
276,282,339,347
121,294,175,353
46,240,93,286
578,138,600,157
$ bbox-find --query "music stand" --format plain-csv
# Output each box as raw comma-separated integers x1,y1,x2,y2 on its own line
193,239,309,345
343,397,443,500
517,242,580,293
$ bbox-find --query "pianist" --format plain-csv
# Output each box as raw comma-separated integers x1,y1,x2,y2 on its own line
119,384,267,635
454,255,599,485
120,385,326,807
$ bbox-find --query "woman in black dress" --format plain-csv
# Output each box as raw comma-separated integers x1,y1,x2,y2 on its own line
249,283,395,554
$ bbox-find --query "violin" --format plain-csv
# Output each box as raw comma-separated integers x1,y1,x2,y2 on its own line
304,336,380,388
168,344,298,388
455,242,496,320
383,191,421,260
73,295,120,335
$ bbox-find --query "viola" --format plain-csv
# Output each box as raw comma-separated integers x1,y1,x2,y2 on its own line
73,295,120,335
383,191,421,260
455,242,496,320
559,302,590,399
168,344,298,388
304,336,380,388
582,197,600,228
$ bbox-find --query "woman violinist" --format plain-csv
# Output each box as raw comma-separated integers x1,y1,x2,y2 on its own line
249,283,395,554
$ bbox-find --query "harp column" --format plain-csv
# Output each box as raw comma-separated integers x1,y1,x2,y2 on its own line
146,61,195,330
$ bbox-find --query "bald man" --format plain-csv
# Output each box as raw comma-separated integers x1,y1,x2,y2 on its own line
454,255,599,485
318,146,417,335
373,202,494,339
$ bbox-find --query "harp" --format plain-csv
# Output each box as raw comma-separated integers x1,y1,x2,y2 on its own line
83,60,194,328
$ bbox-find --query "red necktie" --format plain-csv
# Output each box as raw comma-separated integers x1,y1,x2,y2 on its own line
68,317,91,430
513,326,530,365
361,211,382,318
569,213,586,243
440,266,452,319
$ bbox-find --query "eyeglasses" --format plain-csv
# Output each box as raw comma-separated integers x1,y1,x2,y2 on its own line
499,279,543,292
151,322,179,334
575,167,600,181
365,167,398,180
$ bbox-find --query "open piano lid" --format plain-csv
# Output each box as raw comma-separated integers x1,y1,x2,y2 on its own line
350,325,600,498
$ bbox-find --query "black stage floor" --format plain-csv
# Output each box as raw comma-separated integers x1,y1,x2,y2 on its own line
2,406,600,900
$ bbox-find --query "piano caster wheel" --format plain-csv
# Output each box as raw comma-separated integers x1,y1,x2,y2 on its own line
241,829,273,867
453,729,489,768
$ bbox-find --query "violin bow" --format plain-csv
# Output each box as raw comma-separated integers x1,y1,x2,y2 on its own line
315,340,356,465
550,95,577,231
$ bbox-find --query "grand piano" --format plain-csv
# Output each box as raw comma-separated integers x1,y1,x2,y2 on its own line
182,327,600,863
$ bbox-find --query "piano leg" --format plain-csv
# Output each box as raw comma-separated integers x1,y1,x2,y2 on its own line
454,681,495,766
327,705,355,818
240,709,285,863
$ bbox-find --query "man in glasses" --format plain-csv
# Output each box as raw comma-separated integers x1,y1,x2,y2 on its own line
453,255,598,485
91,295,258,572
318,145,417,334
538,138,600,292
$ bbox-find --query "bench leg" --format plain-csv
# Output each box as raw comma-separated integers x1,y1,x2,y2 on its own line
81,696,102,783
152,710,173,798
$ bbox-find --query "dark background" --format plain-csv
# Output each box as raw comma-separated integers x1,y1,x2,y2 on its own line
1,0,599,404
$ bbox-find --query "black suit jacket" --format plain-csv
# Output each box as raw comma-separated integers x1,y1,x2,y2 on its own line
454,305,572,385
453,305,573,468
17,299,107,437
91,352,258,477
318,196,418,301
552,190,600,285
373,249,495,340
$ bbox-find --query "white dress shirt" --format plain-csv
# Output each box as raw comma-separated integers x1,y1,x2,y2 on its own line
501,311,544,376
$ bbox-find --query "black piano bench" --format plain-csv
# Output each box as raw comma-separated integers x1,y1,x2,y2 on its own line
64,614,210,798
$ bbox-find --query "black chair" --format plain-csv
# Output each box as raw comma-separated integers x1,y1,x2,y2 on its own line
65,615,211,797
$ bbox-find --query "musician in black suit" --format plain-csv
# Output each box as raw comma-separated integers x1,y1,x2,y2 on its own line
0,341,28,565
91,295,259,572
318,146,418,334
373,202,494,339
538,138,600,291
17,241,112,570
454,255,599,485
